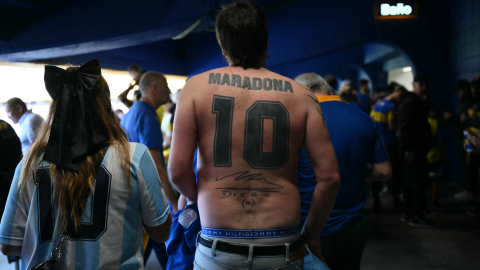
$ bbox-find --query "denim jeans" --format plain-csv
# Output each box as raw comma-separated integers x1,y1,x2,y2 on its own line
193,237,303,270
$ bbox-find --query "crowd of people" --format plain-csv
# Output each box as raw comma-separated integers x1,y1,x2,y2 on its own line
369,75,480,222
0,0,478,270
339,72,480,222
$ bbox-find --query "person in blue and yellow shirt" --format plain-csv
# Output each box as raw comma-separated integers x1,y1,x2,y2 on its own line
295,73,391,270
426,112,445,210
370,87,406,210
357,79,372,114
444,80,476,203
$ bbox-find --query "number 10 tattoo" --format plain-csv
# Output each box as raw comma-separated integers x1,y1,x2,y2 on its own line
211,95,291,210
212,95,290,169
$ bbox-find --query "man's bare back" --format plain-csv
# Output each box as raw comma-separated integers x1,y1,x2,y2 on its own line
170,65,338,232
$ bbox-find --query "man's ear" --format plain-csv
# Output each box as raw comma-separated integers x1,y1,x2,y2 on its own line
150,84,158,95
16,104,23,113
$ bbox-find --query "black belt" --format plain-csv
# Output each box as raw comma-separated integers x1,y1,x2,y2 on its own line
198,236,303,256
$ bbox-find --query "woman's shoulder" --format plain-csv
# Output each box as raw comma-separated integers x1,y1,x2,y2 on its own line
124,142,149,165
128,142,148,154
108,142,148,154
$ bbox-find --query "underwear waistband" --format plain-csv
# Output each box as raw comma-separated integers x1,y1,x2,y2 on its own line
201,225,301,239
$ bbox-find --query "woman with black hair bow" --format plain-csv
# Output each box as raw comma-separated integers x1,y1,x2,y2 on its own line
0,59,171,270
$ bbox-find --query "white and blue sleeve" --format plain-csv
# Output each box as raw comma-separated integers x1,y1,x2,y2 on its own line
0,161,27,246
137,149,170,227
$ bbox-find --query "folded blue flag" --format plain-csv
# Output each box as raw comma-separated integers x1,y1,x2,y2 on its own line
304,253,330,270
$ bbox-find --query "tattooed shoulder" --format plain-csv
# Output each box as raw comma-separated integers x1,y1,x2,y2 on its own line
317,107,326,127
304,94,326,127
303,87,314,93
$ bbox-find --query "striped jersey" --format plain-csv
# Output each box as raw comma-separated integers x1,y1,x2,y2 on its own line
371,99,396,146
0,143,169,270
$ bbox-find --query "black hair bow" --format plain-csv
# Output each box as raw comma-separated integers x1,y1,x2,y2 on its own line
43,59,109,172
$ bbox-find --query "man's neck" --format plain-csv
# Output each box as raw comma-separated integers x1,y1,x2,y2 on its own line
227,58,267,68
139,97,158,110
17,110,28,125
314,89,331,97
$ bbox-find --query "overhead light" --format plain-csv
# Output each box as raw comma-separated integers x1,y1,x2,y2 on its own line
402,67,412,72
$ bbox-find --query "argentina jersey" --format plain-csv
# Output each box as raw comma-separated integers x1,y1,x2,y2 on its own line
0,143,170,270
371,99,396,146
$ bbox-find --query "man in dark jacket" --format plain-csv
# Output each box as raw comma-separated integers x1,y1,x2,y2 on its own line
0,119,22,219
0,120,21,270
398,74,432,228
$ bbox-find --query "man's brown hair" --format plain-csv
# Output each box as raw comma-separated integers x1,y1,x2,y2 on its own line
216,0,268,69
6,97,26,110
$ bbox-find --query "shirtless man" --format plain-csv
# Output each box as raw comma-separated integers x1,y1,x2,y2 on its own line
168,1,340,269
